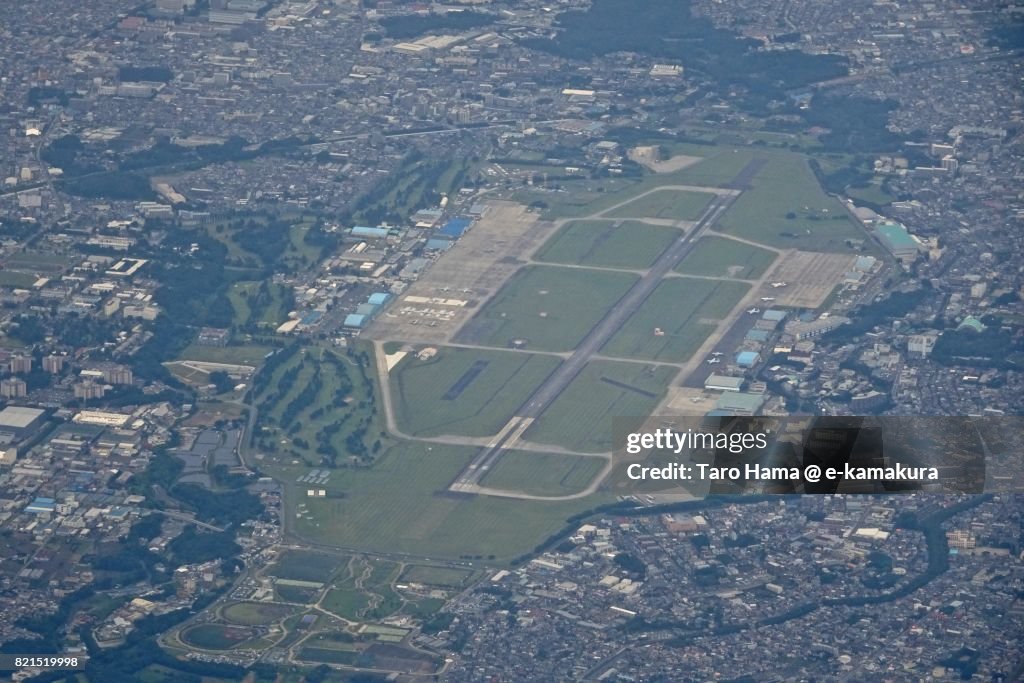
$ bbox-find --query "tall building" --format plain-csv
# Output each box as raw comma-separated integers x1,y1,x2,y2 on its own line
0,378,27,398
102,366,133,385
74,382,108,400
907,333,938,357
9,355,32,374
43,355,66,374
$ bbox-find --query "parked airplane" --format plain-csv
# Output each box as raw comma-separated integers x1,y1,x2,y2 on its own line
711,352,723,357
747,307,761,314
706,358,721,364
760,297,775,302
770,281,788,288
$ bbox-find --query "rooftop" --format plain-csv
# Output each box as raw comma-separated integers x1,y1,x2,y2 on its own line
0,406,45,429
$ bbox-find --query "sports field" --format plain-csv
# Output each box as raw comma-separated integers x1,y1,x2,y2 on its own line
715,153,865,250
279,441,605,561
221,601,297,626
533,220,678,270
176,342,274,365
602,278,750,362
180,624,257,651
456,265,637,352
525,361,676,452
267,549,344,583
0,271,38,288
606,188,715,221
480,451,606,496
675,236,778,279
391,347,560,437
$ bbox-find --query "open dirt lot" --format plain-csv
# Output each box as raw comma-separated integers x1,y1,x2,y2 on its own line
365,202,559,344
757,250,857,309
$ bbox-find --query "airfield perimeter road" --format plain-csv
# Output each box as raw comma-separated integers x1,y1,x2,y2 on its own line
449,159,764,492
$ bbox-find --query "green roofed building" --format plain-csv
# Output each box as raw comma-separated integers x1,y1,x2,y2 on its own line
956,315,986,333
713,392,765,416
875,220,923,263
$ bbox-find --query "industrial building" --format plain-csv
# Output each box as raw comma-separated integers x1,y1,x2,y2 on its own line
710,392,765,416
704,375,744,392
736,351,760,368
0,406,46,442
875,220,924,262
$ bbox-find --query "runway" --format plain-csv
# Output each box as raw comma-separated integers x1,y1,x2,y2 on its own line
449,160,761,492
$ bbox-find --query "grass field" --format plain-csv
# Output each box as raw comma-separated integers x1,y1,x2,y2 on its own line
253,343,388,466
715,153,865,251
180,624,256,651
322,588,372,621
510,147,736,220
480,451,606,496
267,550,344,583
298,647,358,666
399,565,474,589
457,265,637,352
276,441,606,561
606,188,715,221
675,236,778,279
4,252,71,271
177,343,275,365
525,361,676,452
221,601,296,625
391,347,560,438
275,585,318,604
602,278,750,362
533,220,678,269
0,271,38,288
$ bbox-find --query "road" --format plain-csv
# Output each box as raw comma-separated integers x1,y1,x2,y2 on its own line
448,164,756,493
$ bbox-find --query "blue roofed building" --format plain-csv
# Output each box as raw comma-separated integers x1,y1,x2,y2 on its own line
438,217,472,238
355,303,379,317
736,351,760,368
344,313,367,329
425,238,453,251
367,292,391,306
762,309,787,322
26,497,56,514
745,329,770,343
351,226,389,239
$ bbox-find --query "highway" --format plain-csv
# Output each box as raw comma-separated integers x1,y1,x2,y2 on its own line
449,162,758,491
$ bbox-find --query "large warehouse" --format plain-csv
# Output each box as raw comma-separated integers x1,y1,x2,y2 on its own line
0,406,46,443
